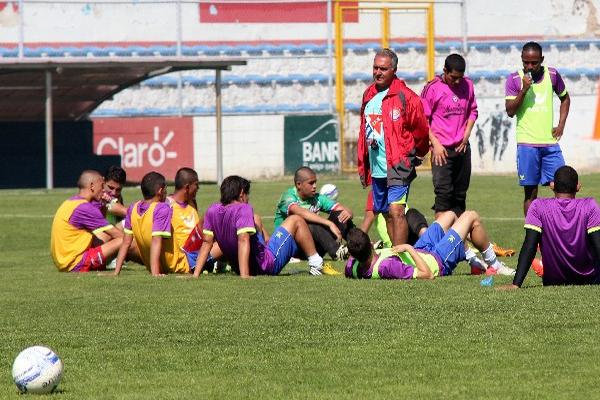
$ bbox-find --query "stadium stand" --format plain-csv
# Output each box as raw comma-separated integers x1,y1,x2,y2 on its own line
3,39,599,116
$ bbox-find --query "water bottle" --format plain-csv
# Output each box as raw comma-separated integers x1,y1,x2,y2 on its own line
480,275,494,287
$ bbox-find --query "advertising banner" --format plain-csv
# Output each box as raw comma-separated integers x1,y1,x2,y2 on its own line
284,115,339,175
199,1,358,23
93,117,194,182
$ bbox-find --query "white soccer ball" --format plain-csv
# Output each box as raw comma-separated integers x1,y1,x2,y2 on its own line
12,346,63,394
319,183,339,201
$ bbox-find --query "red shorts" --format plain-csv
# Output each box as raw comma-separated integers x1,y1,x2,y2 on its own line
76,246,107,272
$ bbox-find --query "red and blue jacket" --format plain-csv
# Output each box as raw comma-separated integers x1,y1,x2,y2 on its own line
357,77,430,187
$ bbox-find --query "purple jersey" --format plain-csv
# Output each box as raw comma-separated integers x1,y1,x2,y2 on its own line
345,255,415,279
525,197,600,285
68,196,111,233
203,202,274,274
124,201,172,235
505,67,566,99
421,76,478,147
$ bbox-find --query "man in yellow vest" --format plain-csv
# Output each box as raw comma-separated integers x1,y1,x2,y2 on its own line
50,170,124,272
505,41,571,216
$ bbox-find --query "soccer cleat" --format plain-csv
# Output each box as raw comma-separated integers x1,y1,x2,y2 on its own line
335,244,350,260
485,262,516,276
309,266,323,276
492,242,515,257
531,258,544,277
373,240,385,250
468,257,486,275
321,262,342,276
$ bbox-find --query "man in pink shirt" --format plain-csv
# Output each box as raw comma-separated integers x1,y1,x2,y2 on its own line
421,54,478,218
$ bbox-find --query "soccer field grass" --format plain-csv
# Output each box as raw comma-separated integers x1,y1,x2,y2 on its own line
2,173,600,399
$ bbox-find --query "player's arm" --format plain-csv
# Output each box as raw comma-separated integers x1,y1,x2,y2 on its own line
429,128,447,166
505,74,532,117
588,230,600,263
456,119,475,153
149,236,164,277
192,232,214,278
553,92,570,140
113,233,133,276
332,203,353,224
94,226,123,242
505,228,541,289
108,202,128,219
392,244,433,280
288,203,342,241
237,232,251,279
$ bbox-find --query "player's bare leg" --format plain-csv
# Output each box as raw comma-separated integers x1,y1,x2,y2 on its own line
388,203,408,246
361,210,376,232
450,211,514,276
280,215,339,276
524,185,538,216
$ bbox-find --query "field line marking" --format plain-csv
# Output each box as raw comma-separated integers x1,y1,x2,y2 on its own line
0,214,524,222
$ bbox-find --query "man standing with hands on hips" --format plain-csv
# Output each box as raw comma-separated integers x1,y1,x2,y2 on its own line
357,48,429,246
505,41,570,216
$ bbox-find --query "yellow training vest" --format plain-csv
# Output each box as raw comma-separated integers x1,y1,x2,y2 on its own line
51,198,93,271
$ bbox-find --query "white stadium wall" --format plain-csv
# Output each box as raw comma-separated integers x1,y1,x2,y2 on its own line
3,1,600,42
192,115,284,181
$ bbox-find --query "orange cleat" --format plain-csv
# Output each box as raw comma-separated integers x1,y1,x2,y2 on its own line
531,258,544,277
492,242,516,257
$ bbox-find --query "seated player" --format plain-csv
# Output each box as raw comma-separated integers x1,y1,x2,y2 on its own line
274,166,353,262
51,170,123,272
193,175,337,278
502,166,600,288
100,165,128,228
345,210,515,280
114,170,212,276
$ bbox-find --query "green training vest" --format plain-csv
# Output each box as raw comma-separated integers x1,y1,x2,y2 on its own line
516,67,555,145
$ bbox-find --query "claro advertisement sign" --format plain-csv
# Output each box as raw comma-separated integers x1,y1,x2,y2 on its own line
93,117,194,182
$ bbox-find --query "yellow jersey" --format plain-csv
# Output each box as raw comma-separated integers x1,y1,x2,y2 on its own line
50,196,111,271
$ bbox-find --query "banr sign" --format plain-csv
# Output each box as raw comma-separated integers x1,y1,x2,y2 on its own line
93,117,194,182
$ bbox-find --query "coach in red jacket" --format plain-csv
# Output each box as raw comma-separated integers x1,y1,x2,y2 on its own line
358,48,429,246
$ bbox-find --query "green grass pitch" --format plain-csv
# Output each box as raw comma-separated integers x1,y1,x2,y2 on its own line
1,173,600,399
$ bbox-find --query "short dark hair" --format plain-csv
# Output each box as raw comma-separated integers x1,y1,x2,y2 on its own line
294,166,316,184
174,167,198,190
375,48,398,69
346,228,373,263
522,41,543,56
140,171,166,200
104,165,126,185
220,175,250,205
444,53,466,73
553,165,578,194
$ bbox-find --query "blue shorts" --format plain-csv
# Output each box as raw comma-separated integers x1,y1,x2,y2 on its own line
184,251,214,274
371,177,409,213
517,144,565,186
414,222,465,275
265,226,299,275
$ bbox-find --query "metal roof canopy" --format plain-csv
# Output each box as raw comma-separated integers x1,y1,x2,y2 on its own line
0,56,247,188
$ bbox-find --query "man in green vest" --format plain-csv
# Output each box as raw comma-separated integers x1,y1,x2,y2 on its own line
505,41,571,216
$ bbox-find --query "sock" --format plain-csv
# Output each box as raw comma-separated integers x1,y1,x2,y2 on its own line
307,253,323,270
465,247,477,262
465,247,486,270
481,244,501,269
